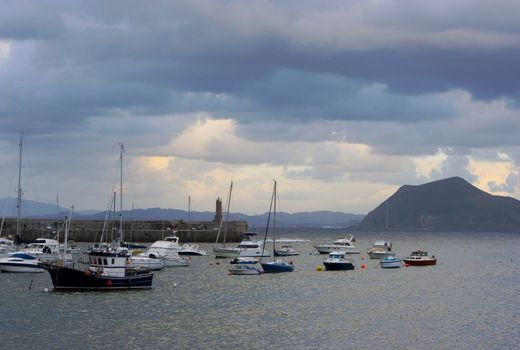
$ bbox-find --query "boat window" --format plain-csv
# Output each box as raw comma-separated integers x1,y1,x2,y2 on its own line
98,258,102,265
103,258,108,265
112,259,115,264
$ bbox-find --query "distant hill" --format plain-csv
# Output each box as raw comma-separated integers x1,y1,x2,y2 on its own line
356,176,520,232
0,198,363,228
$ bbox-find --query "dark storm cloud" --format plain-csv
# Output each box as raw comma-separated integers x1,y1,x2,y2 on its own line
1,0,519,136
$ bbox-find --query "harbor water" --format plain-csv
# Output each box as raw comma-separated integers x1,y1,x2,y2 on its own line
1,230,519,349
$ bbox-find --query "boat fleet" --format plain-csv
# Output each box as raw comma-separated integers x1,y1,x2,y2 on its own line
0,138,437,290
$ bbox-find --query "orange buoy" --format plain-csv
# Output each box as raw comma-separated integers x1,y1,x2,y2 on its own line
105,280,113,287
289,261,293,265
361,256,365,260
361,264,366,269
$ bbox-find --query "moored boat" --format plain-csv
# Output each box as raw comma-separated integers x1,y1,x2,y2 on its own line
274,244,300,256
379,256,402,268
0,253,44,273
314,234,360,254
367,240,395,259
230,257,259,264
41,250,153,290
323,251,355,271
228,264,263,275
179,243,207,256
403,250,437,266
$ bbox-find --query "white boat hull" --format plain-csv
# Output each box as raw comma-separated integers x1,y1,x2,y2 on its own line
213,247,240,258
368,251,396,259
0,262,44,273
314,245,360,254
238,248,271,258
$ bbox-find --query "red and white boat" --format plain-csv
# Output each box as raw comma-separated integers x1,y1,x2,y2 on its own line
403,250,437,266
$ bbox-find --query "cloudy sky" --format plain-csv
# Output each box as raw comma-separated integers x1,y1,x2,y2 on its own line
1,0,519,215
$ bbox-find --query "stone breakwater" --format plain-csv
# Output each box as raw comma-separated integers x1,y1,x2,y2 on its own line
1,218,248,243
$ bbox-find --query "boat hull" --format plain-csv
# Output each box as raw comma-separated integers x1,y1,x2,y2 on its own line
274,249,299,257
213,247,240,259
0,262,44,273
403,258,437,266
228,266,262,275
323,261,355,271
314,245,360,254
41,264,153,290
380,258,402,268
260,261,294,273
368,251,396,259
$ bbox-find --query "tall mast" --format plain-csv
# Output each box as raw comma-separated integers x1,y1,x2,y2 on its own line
119,143,124,243
260,180,276,261
16,131,23,241
187,195,191,241
273,180,277,253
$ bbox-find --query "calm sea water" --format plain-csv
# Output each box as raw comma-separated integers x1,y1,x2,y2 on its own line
1,230,519,349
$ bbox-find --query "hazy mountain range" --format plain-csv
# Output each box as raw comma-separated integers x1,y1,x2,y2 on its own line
0,197,364,228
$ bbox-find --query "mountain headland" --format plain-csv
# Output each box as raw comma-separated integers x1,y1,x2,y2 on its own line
356,176,520,232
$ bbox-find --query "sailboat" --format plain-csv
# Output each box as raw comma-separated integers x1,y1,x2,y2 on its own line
0,131,45,273
260,181,294,273
213,182,241,258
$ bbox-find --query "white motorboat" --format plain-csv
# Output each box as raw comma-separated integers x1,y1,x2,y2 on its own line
314,234,360,254
129,254,165,271
230,257,259,264
146,236,189,267
228,264,262,275
274,244,300,256
367,240,395,259
380,256,402,268
0,253,44,273
179,243,207,256
19,238,62,263
213,246,241,259
237,232,270,258
323,251,355,271
0,238,15,256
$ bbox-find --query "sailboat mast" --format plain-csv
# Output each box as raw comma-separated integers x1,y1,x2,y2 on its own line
16,130,23,241
187,195,191,242
260,180,276,261
223,181,233,246
273,180,277,253
119,143,124,243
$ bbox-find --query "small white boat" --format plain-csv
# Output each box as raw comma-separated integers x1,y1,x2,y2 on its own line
0,253,44,273
274,244,300,256
228,265,262,275
0,238,16,256
367,240,395,259
314,234,360,254
145,235,189,267
323,251,355,271
379,256,402,268
237,232,270,258
179,243,207,256
213,246,241,258
230,257,259,264
18,238,62,263
129,254,165,270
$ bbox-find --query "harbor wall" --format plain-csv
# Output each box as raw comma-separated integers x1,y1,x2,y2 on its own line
1,218,248,243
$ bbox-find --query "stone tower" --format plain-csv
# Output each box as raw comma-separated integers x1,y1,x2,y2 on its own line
214,197,223,223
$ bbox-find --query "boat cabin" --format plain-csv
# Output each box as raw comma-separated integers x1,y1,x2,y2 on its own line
87,251,129,277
